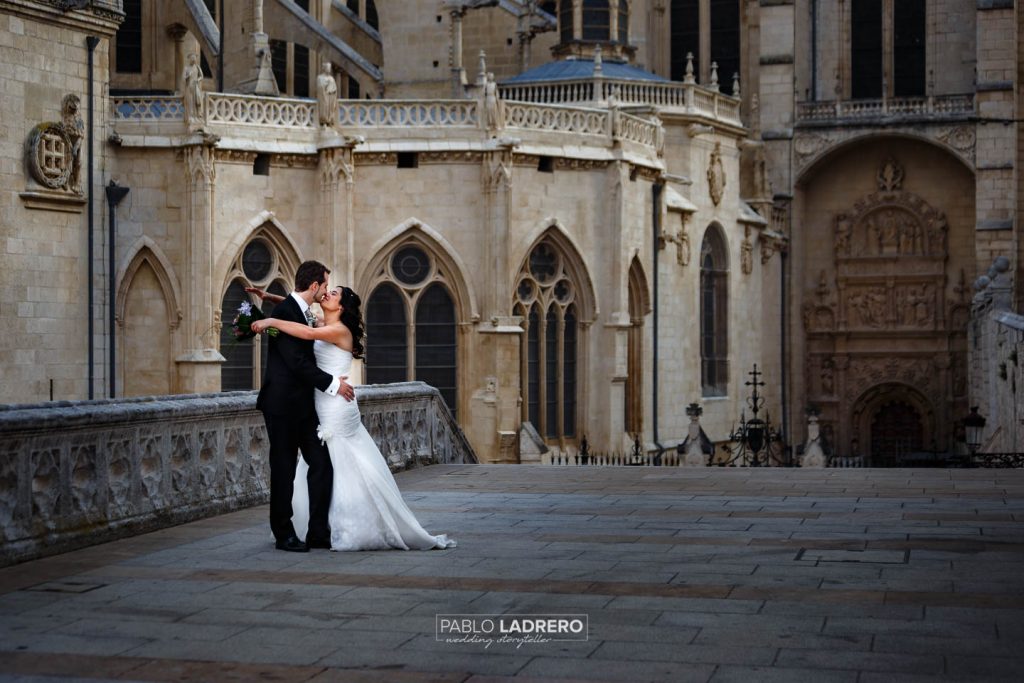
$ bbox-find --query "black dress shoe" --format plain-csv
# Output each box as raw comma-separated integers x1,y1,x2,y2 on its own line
275,535,309,552
306,537,331,550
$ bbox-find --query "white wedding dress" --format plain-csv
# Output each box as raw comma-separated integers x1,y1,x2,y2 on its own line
290,340,456,551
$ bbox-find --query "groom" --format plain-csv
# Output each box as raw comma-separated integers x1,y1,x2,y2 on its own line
257,260,354,552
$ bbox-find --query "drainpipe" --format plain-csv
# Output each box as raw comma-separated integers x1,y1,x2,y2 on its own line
106,182,130,398
86,35,99,399
652,181,665,456
217,0,224,92
781,246,790,464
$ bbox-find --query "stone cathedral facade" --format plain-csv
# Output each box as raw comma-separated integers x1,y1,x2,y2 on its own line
1,0,1020,461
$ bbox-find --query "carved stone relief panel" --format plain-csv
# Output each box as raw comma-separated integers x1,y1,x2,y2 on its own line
31,445,61,522
69,442,100,519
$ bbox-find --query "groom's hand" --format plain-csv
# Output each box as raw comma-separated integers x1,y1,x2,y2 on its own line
338,376,354,402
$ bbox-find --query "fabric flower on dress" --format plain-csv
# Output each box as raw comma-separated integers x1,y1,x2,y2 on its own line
316,424,333,445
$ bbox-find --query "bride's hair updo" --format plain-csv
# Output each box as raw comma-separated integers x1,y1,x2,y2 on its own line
339,286,365,359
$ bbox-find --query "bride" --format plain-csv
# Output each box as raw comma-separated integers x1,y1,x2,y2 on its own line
251,285,455,551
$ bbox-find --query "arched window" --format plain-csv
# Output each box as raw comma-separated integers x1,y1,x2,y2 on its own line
514,240,581,440
364,243,458,414
559,0,575,43
670,0,740,88
617,0,629,44
582,0,611,41
366,0,379,31
415,284,457,413
115,0,142,74
700,225,729,397
366,283,408,384
851,0,882,99
220,232,293,391
893,0,925,97
670,0,699,81
710,0,740,91
625,257,648,435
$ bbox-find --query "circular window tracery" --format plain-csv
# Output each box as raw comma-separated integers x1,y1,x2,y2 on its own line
242,239,274,282
391,245,431,285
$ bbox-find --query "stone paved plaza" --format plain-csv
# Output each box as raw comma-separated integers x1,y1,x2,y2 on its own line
1,465,1024,682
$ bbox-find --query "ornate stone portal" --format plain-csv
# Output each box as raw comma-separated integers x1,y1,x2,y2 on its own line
803,159,968,463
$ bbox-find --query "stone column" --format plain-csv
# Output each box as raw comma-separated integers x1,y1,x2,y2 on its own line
167,25,188,93
175,142,223,392
317,135,358,285
602,160,631,451
473,142,523,462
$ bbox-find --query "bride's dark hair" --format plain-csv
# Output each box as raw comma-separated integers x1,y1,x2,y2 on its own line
339,286,365,359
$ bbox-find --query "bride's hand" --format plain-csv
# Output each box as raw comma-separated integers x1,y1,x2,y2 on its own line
244,286,267,300
251,319,270,333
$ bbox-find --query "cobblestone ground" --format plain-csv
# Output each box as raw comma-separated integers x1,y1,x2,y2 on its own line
2,465,1024,682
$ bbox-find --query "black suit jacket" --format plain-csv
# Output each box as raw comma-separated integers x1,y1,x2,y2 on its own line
256,295,334,417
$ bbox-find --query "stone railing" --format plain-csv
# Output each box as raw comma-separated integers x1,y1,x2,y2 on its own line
0,382,475,566
206,92,317,128
619,111,660,147
504,101,609,137
112,96,185,120
796,94,975,123
500,79,743,127
337,100,478,127
109,95,661,157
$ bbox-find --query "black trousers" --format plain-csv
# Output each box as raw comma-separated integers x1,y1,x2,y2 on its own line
263,411,333,543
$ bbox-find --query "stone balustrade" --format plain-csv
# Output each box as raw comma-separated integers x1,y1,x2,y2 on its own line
337,100,478,127
108,94,665,159
0,382,475,566
499,78,743,128
206,92,317,128
112,96,185,121
504,101,609,137
796,94,975,124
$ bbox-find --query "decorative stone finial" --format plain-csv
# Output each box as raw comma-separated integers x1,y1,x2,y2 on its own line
732,72,740,97
684,52,695,84
593,45,603,75
710,62,719,92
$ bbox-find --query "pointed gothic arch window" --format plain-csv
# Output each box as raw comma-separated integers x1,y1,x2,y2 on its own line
220,231,293,391
514,238,583,440
415,284,457,413
625,257,648,435
364,242,459,415
366,283,408,384
700,225,729,397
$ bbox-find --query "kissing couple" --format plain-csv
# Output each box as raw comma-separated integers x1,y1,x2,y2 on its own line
248,260,455,552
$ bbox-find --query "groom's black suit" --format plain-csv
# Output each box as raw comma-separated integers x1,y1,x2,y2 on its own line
257,294,334,544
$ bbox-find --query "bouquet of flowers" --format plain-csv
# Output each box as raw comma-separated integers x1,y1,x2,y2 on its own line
231,301,278,341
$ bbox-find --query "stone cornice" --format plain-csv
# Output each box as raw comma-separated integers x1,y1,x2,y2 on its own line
0,0,123,35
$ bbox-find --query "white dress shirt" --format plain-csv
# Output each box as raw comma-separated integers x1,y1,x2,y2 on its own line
290,292,340,396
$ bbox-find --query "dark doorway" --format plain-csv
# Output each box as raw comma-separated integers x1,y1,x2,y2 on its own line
870,400,923,466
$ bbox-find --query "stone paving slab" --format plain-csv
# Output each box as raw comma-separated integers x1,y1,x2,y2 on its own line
1,465,1023,682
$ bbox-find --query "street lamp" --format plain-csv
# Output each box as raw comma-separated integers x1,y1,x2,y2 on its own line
963,406,986,457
